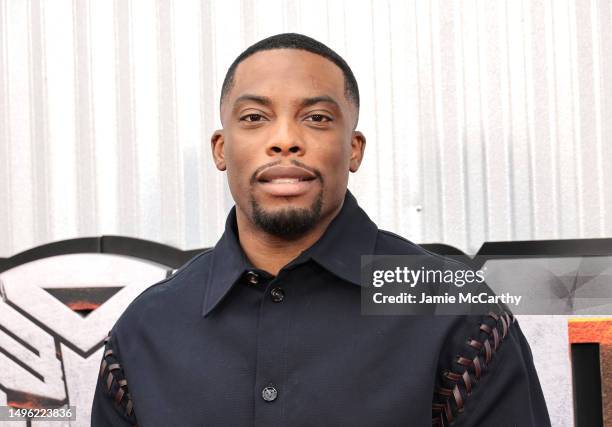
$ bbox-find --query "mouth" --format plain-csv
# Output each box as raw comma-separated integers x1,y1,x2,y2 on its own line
259,177,316,184
256,166,318,197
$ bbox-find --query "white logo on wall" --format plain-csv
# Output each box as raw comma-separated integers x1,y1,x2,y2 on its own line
0,254,169,427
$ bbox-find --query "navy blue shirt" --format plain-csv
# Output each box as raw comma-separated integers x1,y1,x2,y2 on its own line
91,190,551,426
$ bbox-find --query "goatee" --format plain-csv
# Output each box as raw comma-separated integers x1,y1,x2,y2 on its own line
250,191,323,239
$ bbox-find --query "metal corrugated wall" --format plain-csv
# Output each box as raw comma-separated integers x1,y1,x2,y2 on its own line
3,1,612,425
1,0,611,258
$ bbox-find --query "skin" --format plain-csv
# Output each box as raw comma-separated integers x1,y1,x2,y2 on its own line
211,49,366,276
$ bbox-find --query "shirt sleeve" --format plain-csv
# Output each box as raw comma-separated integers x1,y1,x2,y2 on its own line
91,330,138,427
432,312,551,427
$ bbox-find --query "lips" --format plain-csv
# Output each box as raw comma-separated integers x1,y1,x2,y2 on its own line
256,165,318,197
256,166,316,183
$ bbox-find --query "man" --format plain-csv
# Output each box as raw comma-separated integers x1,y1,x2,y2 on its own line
92,33,551,426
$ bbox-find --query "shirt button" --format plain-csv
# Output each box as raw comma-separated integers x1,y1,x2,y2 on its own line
261,386,278,402
270,287,285,303
245,270,259,285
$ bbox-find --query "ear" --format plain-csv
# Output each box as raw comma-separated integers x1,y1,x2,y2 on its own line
349,131,366,172
211,130,226,171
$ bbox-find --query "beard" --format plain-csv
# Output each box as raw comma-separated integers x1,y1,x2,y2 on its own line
250,190,323,240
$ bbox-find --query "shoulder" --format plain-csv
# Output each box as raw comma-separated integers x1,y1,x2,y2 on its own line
375,228,429,254
374,229,468,273
112,248,214,338
134,247,214,302
94,249,215,423
370,231,548,424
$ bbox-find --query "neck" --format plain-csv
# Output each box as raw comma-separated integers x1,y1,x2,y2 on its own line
235,202,343,276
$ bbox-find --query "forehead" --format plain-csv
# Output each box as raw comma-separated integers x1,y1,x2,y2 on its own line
227,49,347,107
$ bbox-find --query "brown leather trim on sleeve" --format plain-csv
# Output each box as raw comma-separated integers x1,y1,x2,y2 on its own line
492,327,500,351
483,339,492,363
462,371,472,395
472,356,482,380
479,323,492,335
99,359,107,379
444,371,462,382
500,315,508,338
432,310,515,426
452,385,464,412
106,371,115,392
115,387,125,404
98,330,138,425
126,399,134,416
467,338,483,351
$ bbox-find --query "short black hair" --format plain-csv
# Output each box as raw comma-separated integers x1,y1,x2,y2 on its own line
220,33,360,116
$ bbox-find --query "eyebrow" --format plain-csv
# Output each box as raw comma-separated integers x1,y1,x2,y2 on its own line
232,94,341,110
299,95,340,110
233,94,273,107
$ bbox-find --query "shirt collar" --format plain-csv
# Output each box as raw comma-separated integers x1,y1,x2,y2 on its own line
201,189,379,317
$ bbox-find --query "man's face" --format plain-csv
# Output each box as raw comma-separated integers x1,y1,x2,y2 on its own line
211,49,365,239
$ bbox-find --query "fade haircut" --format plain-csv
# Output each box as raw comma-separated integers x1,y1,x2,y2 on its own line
220,33,360,123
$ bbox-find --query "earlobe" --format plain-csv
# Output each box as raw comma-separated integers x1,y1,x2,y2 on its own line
211,130,227,171
349,131,366,173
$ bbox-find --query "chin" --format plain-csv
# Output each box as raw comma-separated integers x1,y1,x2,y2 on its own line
249,190,324,238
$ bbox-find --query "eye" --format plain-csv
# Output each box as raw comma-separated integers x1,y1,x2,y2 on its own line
305,114,332,123
240,113,266,122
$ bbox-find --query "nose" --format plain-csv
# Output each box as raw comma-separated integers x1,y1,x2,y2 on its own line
265,119,305,156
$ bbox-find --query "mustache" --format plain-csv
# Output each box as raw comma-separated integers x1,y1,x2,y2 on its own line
250,159,323,185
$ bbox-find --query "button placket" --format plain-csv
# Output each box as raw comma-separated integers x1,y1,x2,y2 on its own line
261,385,278,402
253,275,290,425
245,270,260,285
270,287,285,303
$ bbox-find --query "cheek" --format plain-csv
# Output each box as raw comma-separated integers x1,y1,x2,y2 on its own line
224,136,254,170
319,140,352,169
222,140,254,192
317,147,351,187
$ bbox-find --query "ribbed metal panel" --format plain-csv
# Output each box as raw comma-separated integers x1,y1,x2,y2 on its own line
2,0,611,257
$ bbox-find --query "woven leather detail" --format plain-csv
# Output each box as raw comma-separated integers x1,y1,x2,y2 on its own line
99,330,137,425
432,311,515,426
